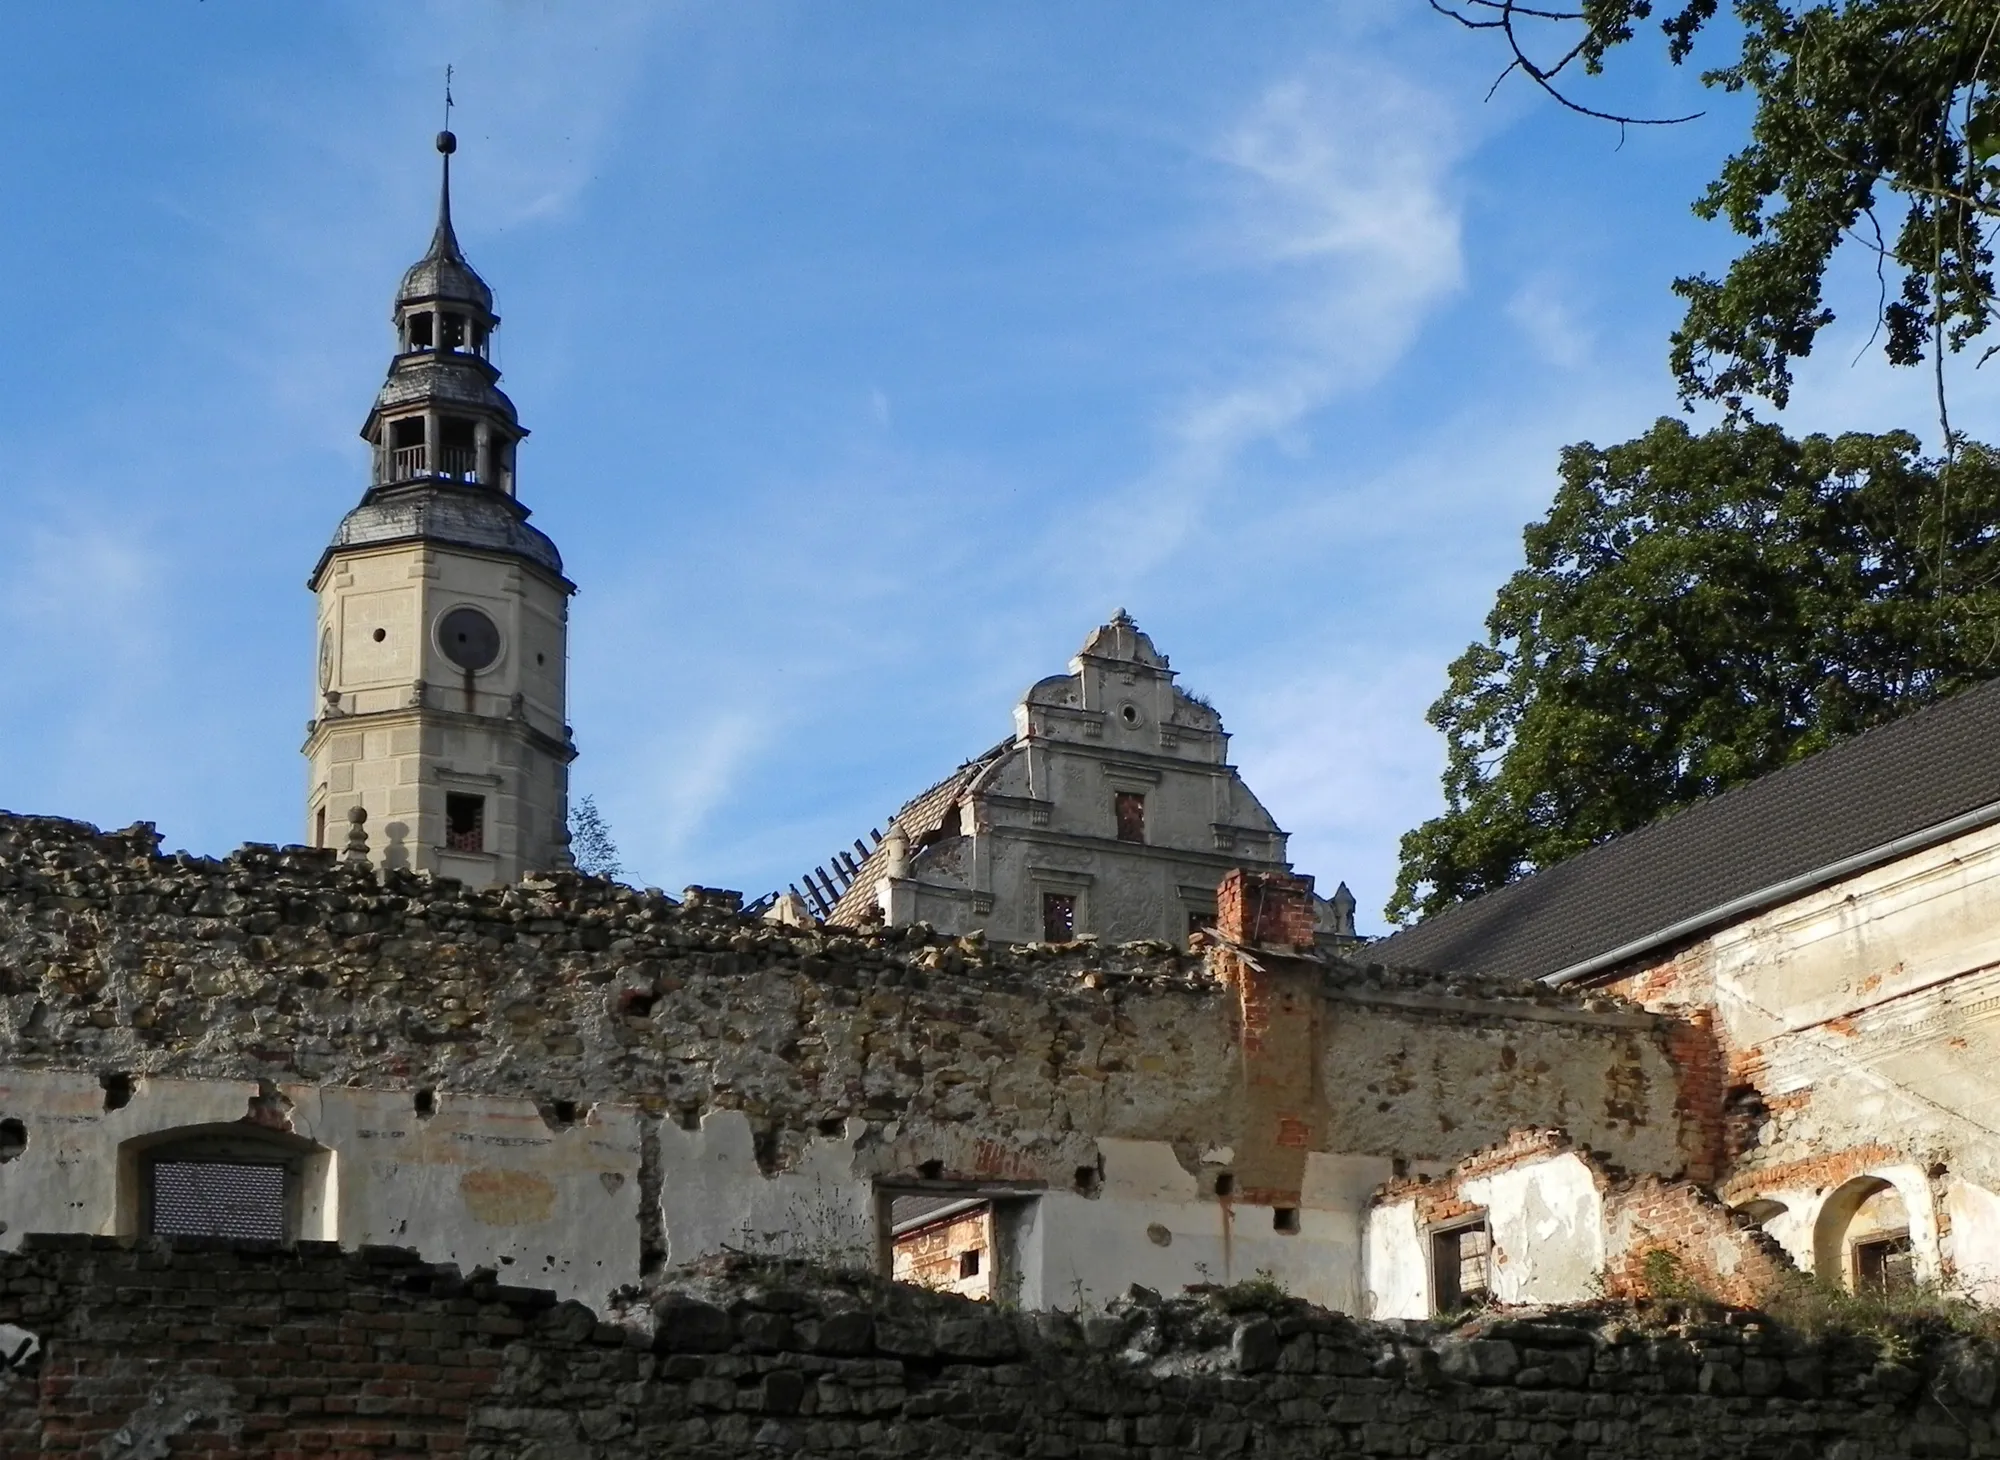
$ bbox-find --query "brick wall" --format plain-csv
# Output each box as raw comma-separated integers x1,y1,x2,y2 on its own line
1603,1175,1799,1308
0,1238,1993,1459
1216,869,1316,950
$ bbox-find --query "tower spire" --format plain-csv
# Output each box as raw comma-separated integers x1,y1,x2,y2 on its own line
431,128,462,265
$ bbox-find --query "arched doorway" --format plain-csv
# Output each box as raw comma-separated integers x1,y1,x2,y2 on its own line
1813,1176,1914,1292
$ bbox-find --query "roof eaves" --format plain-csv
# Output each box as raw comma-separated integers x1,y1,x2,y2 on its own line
1544,794,2000,987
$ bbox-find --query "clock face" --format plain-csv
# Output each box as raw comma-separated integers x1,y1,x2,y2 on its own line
438,606,502,672
317,628,334,690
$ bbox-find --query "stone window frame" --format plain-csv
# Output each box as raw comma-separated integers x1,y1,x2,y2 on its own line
1028,868,1093,942
116,1123,336,1244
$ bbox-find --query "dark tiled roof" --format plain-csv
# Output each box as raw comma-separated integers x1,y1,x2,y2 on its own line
826,739,1015,926
1371,677,2000,984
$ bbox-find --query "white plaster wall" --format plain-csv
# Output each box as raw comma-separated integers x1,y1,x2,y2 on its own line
300,1087,639,1308
1461,1153,1604,1306
1363,1200,1427,1320
1946,1176,2000,1302
1362,1153,1607,1319
0,1071,640,1311
657,1111,876,1270
1022,1140,1388,1312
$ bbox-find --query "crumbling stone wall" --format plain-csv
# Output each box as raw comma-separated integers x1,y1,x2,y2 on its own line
0,813,1690,1189
3,1236,1998,1458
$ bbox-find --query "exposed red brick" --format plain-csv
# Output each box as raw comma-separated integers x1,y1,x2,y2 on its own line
1216,869,1316,951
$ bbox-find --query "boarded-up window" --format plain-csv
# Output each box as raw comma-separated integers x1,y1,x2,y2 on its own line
149,1160,287,1241
1114,792,1146,844
446,794,485,853
1431,1221,1491,1313
1855,1233,1915,1294
1042,892,1076,942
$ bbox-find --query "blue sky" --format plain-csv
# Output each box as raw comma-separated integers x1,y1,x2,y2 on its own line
2,3,1994,931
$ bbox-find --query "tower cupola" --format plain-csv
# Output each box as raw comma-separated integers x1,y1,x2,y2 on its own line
361,130,525,502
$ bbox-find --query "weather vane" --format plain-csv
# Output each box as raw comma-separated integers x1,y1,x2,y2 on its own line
443,65,455,133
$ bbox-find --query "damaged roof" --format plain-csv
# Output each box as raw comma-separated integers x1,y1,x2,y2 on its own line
827,739,1015,926
1371,676,2000,984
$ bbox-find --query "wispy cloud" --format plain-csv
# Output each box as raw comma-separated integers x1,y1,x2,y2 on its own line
1063,58,1467,586
1506,274,1591,369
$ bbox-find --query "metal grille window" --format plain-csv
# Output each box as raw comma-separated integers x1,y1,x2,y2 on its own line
149,1160,288,1241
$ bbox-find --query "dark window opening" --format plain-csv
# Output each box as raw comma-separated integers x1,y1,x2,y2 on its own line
1273,1207,1300,1233
440,312,468,351
439,417,477,481
1042,892,1076,942
149,1159,286,1241
390,417,426,448
407,311,434,350
101,1073,134,1112
1432,1221,1491,1313
1214,1172,1235,1198
470,319,488,356
445,794,485,853
1855,1233,1916,1294
0,1119,25,1162
1074,1164,1101,1197
315,806,326,849
1187,909,1212,941
1114,792,1146,844
959,1249,981,1279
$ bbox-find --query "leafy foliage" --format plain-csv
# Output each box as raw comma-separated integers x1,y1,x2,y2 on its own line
567,794,623,881
1433,0,2000,410
1388,418,2000,924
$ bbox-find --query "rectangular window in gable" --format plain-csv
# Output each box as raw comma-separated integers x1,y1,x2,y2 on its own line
1114,792,1146,844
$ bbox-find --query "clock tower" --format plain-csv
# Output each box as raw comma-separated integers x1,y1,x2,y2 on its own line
304,131,574,885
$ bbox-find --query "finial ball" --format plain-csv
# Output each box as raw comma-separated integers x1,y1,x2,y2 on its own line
347,805,368,824
436,130,457,155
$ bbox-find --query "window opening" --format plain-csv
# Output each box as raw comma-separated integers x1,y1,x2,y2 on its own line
0,1119,25,1162
439,417,477,481
886,1192,1006,1302
314,806,326,849
1431,1220,1491,1313
440,312,467,352
1114,792,1146,844
1855,1232,1916,1294
149,1159,286,1241
1273,1207,1300,1233
1041,892,1075,942
407,311,434,350
1187,909,1212,942
445,794,486,853
388,416,427,481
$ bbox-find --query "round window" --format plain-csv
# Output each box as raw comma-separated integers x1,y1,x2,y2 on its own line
438,606,502,672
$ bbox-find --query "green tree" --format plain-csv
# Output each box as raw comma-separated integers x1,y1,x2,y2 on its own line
1388,418,2000,924
1433,0,2000,413
568,795,623,881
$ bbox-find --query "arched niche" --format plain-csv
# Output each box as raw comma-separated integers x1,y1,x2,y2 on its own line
1813,1175,1914,1292
1733,1198,1788,1226
115,1123,336,1244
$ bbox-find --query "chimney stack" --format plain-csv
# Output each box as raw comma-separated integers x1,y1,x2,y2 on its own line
1216,869,1317,951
